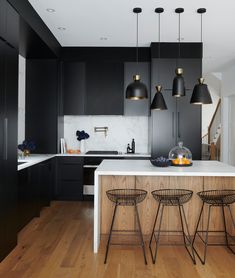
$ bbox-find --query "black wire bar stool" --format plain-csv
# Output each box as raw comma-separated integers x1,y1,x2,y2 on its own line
193,190,235,264
104,189,148,264
149,189,196,264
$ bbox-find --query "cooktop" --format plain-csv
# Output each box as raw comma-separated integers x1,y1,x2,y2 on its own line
85,151,118,155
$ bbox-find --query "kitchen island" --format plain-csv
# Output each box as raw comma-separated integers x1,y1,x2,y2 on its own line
94,160,235,252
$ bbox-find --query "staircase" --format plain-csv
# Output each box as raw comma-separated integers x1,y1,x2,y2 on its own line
201,99,221,160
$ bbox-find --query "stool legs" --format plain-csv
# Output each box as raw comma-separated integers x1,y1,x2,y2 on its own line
134,203,147,265
104,202,118,264
104,202,147,264
193,202,211,264
149,203,164,263
222,205,235,254
178,204,196,264
193,203,235,265
149,203,195,264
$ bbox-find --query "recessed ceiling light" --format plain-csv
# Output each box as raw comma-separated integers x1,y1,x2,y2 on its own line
46,8,55,13
100,37,108,41
58,27,66,31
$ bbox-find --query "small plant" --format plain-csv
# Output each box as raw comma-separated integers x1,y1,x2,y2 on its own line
18,140,36,152
76,130,89,141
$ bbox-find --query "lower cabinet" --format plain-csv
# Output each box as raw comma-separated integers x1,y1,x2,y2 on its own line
18,159,53,232
55,157,84,201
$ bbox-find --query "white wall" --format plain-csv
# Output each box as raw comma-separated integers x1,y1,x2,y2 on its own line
64,116,149,153
18,55,26,144
201,88,220,137
220,64,235,163
228,96,235,166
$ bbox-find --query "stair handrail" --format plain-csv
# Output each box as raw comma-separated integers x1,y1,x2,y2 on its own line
208,98,221,143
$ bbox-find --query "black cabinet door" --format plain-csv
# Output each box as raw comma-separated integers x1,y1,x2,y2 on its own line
26,59,58,153
0,39,18,261
86,62,124,115
152,58,176,90
18,165,41,231
124,62,150,116
0,0,6,40
180,59,201,89
4,42,18,254
177,91,202,159
39,160,53,207
0,41,5,161
55,157,83,200
5,1,19,49
151,90,176,157
63,62,86,115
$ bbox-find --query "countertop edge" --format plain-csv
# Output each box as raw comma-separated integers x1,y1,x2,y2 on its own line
17,153,151,171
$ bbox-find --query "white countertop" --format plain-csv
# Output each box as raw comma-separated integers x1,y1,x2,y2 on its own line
96,160,235,177
18,153,150,171
18,154,55,170
56,153,150,158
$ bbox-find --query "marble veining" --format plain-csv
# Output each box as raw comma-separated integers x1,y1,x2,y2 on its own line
64,116,149,153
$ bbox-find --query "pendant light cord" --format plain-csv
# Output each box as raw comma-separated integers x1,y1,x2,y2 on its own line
200,12,203,76
158,12,161,83
136,13,139,66
177,13,181,67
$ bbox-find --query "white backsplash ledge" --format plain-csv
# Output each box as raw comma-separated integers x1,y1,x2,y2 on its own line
64,116,149,153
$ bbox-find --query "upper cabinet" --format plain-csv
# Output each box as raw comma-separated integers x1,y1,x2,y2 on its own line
63,62,86,115
150,57,202,159
124,62,150,116
152,59,176,90
85,62,124,115
63,61,124,115
62,60,151,116
0,0,19,49
0,0,7,40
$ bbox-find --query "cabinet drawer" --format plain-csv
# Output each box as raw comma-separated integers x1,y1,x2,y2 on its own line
57,156,84,164
58,164,83,180
56,180,83,201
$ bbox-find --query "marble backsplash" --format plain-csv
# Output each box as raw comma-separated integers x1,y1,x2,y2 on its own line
64,116,150,153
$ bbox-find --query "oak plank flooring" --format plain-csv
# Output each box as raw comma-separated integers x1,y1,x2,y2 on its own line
0,201,234,278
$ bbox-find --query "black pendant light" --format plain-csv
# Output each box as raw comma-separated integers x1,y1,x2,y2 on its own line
151,85,167,110
151,8,167,110
172,8,185,97
190,8,212,105
126,8,148,100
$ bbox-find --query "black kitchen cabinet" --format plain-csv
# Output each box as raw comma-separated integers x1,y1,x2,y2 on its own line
26,59,59,153
85,62,124,115
176,91,201,158
0,0,19,49
151,58,202,159
63,62,86,115
18,159,53,232
124,62,150,116
62,61,124,115
18,165,40,231
151,90,176,157
151,59,176,90
5,0,19,49
0,0,7,40
0,15,19,260
38,159,54,208
55,157,84,201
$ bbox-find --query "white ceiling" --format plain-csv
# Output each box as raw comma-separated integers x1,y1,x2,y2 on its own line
28,0,235,73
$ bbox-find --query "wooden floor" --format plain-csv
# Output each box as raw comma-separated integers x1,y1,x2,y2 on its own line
0,201,234,278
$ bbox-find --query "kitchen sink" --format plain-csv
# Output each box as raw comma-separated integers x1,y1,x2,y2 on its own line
85,151,118,155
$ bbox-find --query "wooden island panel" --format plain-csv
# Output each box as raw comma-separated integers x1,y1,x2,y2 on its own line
100,175,204,236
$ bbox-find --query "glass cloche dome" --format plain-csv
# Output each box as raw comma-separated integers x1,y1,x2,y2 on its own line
169,142,192,166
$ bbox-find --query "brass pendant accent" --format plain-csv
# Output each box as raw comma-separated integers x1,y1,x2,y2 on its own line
133,74,140,81
175,68,183,75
